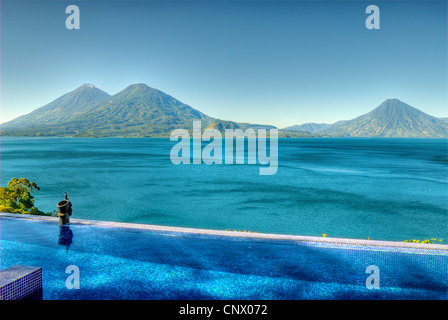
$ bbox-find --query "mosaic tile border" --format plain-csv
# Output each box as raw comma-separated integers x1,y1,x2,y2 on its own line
0,265,42,300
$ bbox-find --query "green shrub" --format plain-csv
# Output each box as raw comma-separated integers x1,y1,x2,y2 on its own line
0,178,45,215
403,239,444,244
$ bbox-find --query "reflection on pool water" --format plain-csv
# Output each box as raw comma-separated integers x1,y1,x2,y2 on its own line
0,215,447,300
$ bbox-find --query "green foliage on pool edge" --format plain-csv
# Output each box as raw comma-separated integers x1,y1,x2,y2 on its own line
0,177,49,215
403,239,444,244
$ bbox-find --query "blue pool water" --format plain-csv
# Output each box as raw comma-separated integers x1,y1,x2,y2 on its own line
0,137,447,242
0,216,447,299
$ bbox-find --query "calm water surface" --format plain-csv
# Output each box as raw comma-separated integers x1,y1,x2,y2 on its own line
1,137,447,241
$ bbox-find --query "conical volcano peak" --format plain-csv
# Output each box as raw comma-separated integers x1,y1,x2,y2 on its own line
80,83,97,89
373,99,421,115
320,99,448,138
383,98,401,103
118,83,159,96
0,83,110,130
378,98,408,107
126,83,153,90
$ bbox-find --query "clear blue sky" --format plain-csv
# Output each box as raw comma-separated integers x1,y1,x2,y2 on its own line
1,0,446,128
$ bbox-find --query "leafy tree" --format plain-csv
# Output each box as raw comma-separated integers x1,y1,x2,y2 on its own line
0,177,45,215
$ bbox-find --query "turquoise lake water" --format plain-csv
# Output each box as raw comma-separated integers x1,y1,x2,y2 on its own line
0,137,447,241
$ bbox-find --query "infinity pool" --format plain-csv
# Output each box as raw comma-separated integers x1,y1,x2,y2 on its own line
0,215,447,299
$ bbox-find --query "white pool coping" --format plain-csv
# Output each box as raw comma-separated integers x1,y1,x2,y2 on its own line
1,212,447,251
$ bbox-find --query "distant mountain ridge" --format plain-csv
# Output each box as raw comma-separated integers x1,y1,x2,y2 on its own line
0,83,274,137
2,84,110,129
319,99,448,138
282,123,331,134
64,83,216,137
1,84,446,138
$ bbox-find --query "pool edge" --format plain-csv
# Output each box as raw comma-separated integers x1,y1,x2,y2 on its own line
1,212,447,251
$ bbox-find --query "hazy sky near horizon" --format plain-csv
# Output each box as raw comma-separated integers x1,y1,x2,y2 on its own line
1,0,446,128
